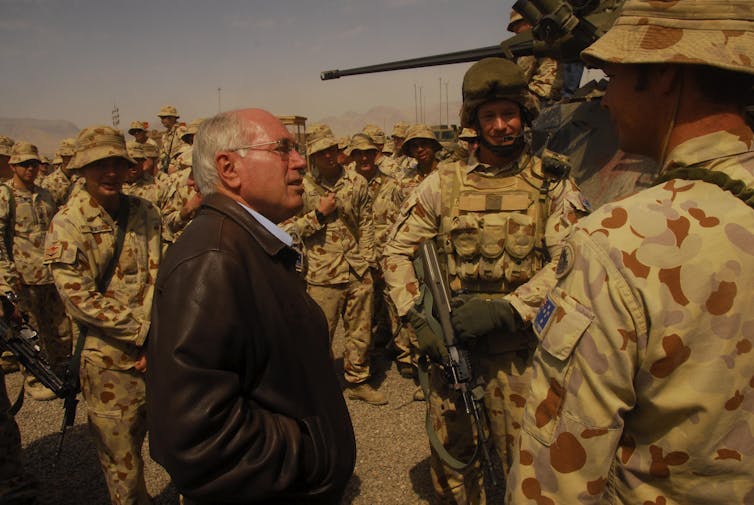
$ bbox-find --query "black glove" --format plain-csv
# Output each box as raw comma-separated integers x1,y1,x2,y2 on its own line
451,297,518,342
406,308,448,363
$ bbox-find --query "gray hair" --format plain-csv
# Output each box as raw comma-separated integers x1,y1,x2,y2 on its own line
192,110,257,196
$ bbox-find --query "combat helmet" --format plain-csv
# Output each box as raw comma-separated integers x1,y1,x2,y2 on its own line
460,57,539,128
581,0,754,76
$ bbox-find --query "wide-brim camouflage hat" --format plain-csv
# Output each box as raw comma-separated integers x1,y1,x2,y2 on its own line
58,138,76,157
128,120,148,134
184,118,204,137
307,134,339,156
349,133,379,155
126,140,146,160
507,10,525,32
382,139,395,154
52,155,63,165
9,142,41,165
458,127,478,140
68,126,135,170
362,124,386,144
0,135,14,157
158,105,180,118
582,0,754,76
392,121,410,138
306,123,334,141
401,124,442,156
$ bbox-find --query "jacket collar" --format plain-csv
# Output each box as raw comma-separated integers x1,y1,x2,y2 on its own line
201,192,296,264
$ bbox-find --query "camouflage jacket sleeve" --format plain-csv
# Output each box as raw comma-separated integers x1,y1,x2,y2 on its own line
0,185,20,292
382,171,442,316
44,208,151,346
506,225,642,504
281,176,325,240
507,176,591,324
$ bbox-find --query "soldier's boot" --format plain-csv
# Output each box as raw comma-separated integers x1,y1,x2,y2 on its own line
396,362,417,379
23,374,57,401
347,383,388,406
0,351,19,374
413,386,426,402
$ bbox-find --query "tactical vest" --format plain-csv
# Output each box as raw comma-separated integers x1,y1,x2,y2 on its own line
437,155,550,296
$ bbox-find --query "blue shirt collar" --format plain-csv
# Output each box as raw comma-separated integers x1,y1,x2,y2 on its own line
236,202,293,247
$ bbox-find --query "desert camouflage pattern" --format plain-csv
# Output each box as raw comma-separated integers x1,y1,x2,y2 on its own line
377,154,401,178
382,153,588,503
43,188,161,371
0,369,38,504
515,55,561,102
396,163,435,201
507,129,754,504
0,183,56,288
40,167,74,207
368,172,403,258
285,167,375,285
159,167,198,243
581,0,754,76
44,188,160,505
81,363,149,505
159,125,184,166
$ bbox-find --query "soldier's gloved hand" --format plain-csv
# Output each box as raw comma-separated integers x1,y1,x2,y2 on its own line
451,297,518,343
406,308,448,363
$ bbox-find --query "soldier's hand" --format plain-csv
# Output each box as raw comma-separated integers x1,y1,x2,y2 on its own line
317,192,337,217
134,354,147,374
451,297,518,342
406,308,448,363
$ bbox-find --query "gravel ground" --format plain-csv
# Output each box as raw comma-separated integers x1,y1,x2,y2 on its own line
9,328,437,504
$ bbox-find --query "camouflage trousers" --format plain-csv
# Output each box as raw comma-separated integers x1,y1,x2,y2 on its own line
428,349,533,505
372,276,419,369
0,369,38,504
18,283,73,370
80,361,149,505
308,273,374,385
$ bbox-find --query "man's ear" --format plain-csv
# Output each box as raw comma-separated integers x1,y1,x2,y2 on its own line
655,64,683,96
215,152,241,190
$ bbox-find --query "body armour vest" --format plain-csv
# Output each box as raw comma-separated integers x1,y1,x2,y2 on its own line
437,155,551,295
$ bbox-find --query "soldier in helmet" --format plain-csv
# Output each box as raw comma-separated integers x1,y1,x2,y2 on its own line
506,1,754,503
382,58,589,504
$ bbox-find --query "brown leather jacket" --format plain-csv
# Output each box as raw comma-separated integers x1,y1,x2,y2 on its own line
147,192,356,505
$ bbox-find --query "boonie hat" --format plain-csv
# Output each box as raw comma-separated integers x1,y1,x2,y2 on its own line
184,118,204,137
458,128,478,140
581,0,754,76
157,105,180,118
128,121,149,134
0,136,14,157
126,141,146,160
391,121,410,139
401,124,442,156
52,155,63,165
58,138,76,157
362,124,386,145
306,123,334,141
68,126,135,170
507,10,525,32
307,133,339,156
349,133,379,155
9,142,41,165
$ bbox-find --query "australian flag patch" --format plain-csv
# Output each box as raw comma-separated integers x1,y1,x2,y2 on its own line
533,295,557,336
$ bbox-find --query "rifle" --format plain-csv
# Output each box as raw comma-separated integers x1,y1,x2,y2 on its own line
0,293,78,462
415,240,505,499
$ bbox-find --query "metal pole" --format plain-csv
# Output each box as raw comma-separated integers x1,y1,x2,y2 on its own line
217,88,222,113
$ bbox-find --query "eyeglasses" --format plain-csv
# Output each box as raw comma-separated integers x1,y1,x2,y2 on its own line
229,138,301,161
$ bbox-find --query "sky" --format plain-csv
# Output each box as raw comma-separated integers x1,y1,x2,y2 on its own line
0,0,517,130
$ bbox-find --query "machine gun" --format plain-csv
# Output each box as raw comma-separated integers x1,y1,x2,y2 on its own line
0,293,78,462
321,0,624,80
415,241,505,500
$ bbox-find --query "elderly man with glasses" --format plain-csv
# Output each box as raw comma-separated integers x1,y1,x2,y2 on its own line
147,108,356,505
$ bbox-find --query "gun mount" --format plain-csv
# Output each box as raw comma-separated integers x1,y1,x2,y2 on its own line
321,0,623,81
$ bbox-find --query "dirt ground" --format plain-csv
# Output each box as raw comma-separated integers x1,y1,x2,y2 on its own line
9,329,438,504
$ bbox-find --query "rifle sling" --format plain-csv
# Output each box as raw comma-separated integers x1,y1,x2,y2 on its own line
69,196,131,390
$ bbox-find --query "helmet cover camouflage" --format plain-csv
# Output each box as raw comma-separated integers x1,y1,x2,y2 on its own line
582,0,754,76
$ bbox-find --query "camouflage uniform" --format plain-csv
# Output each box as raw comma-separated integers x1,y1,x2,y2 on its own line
159,167,198,244
383,150,588,502
515,56,561,103
507,1,754,503
284,152,377,386
44,126,161,505
40,138,76,207
0,145,71,373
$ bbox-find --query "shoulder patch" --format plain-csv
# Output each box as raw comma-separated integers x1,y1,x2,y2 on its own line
43,243,77,265
555,242,575,279
534,295,557,336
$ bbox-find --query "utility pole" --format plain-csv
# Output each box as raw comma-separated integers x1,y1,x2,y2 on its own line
217,88,222,113
414,84,418,123
111,105,120,128
439,77,443,126
445,80,450,128
419,86,424,123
